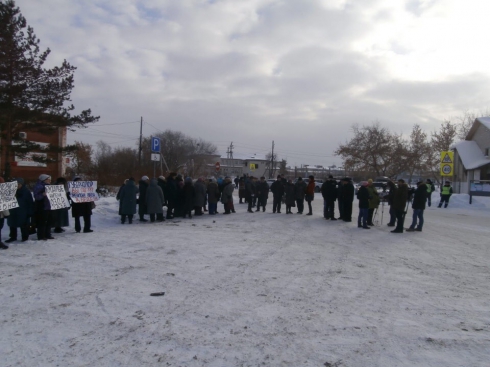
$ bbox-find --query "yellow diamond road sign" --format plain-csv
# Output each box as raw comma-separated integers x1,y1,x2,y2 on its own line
440,151,454,176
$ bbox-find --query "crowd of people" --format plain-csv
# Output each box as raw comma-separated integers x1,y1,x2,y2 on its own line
1,172,454,249
0,174,93,249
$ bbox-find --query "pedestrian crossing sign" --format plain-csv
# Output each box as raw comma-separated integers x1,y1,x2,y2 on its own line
441,152,453,163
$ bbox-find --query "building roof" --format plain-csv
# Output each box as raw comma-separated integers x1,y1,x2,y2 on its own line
452,140,490,169
220,153,268,161
466,117,490,140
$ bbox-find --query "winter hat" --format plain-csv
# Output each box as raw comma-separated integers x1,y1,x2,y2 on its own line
73,176,81,181
158,176,165,180
16,177,25,185
39,174,51,181
185,177,192,183
328,175,334,179
361,181,368,186
141,175,149,181
368,179,373,184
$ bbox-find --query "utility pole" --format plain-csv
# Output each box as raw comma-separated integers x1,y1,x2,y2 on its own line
138,116,143,166
270,141,274,178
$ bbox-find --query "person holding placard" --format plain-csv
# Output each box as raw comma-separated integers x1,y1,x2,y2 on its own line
71,177,93,233
52,177,70,233
33,174,54,241
6,178,34,243
0,177,10,249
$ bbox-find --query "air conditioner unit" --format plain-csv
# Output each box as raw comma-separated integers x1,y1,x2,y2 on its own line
18,132,27,139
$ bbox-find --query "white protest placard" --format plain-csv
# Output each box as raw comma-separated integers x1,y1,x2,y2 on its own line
45,185,71,210
0,182,19,211
68,181,99,203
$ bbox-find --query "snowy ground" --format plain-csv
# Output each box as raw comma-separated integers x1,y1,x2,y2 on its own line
1,192,489,367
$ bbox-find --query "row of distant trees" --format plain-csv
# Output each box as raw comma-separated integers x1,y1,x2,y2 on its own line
335,110,485,183
69,109,482,187
67,130,219,187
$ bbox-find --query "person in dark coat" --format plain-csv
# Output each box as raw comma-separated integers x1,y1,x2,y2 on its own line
391,179,409,233
385,180,397,227
52,177,70,233
182,177,195,218
285,179,296,214
270,175,285,213
71,177,93,233
119,178,139,224
6,178,34,242
0,177,9,249
238,177,246,203
146,178,165,222
245,176,256,213
357,181,370,229
321,175,338,220
157,176,167,207
207,178,220,215
305,175,315,215
33,174,54,240
255,176,269,212
342,178,355,222
407,181,427,232
173,175,185,217
116,179,128,215
337,180,344,220
165,173,178,219
294,177,306,214
193,177,207,216
221,177,235,214
138,176,149,222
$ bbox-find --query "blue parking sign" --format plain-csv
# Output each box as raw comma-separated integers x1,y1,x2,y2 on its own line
151,137,161,152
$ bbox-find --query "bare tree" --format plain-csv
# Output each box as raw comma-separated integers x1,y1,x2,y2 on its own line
404,124,431,183
335,122,405,177
67,141,93,178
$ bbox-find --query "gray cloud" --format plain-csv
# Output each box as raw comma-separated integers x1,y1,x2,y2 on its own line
13,0,490,167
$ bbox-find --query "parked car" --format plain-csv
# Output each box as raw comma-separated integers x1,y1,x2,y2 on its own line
294,178,324,193
266,179,276,190
355,181,389,198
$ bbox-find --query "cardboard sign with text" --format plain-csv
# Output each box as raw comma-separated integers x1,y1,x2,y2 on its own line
0,182,19,211
45,185,71,210
68,181,99,203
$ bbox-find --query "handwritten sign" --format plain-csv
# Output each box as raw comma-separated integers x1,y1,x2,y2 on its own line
68,181,99,203
45,185,70,210
0,182,19,211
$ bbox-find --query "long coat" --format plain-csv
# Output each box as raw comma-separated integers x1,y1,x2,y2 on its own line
146,179,165,214
270,180,285,199
120,180,139,215
207,182,220,204
412,183,427,210
182,181,195,212
285,183,296,206
256,180,269,200
393,183,408,211
138,180,149,215
357,185,370,209
194,180,207,207
367,185,380,209
221,182,234,204
295,180,306,200
7,184,34,227
71,202,92,218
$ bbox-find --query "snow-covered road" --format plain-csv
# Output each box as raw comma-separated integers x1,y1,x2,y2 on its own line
1,193,489,366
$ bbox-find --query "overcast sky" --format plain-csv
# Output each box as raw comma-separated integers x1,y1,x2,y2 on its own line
14,0,490,168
